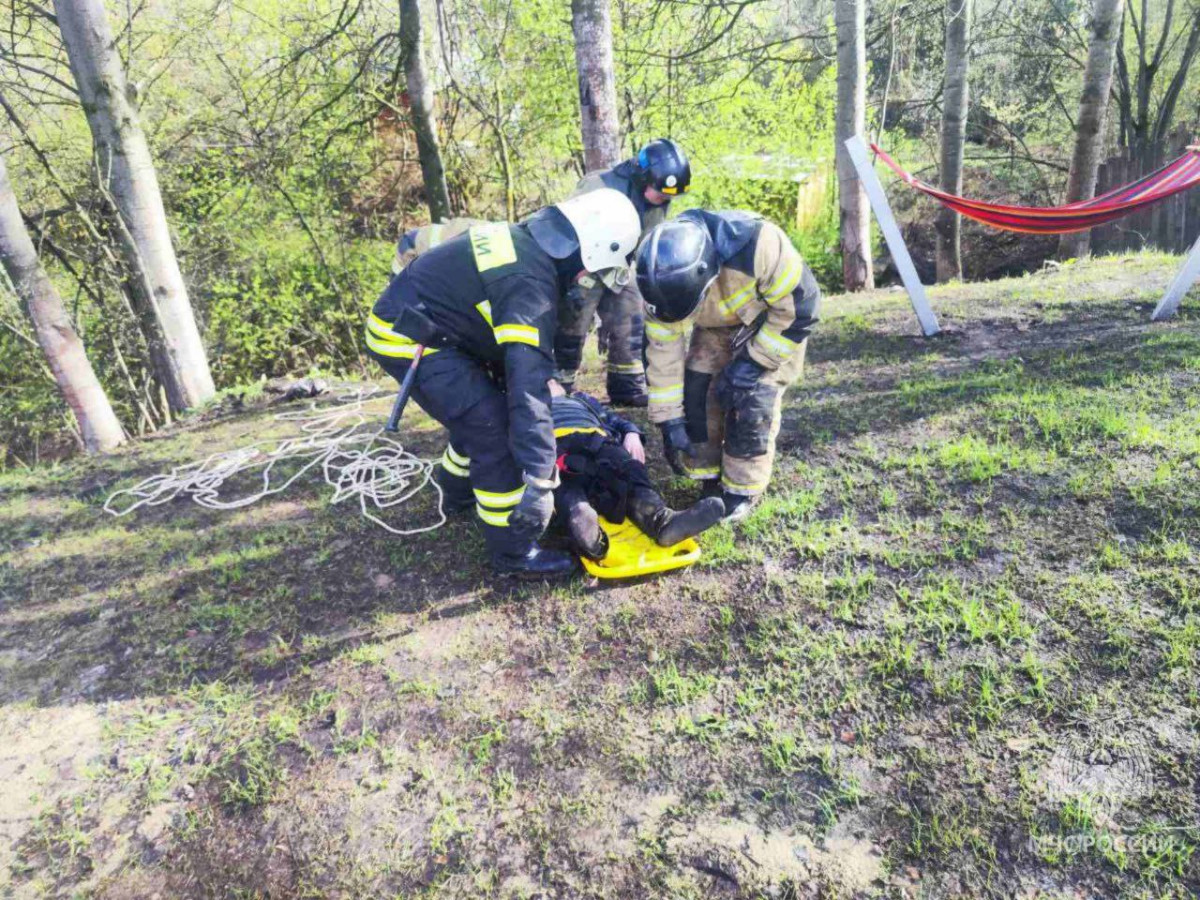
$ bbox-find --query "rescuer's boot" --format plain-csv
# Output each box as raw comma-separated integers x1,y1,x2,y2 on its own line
721,492,761,523
606,371,649,408
491,546,579,580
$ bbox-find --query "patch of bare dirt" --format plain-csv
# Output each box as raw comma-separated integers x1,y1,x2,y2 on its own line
671,815,885,897
0,704,106,887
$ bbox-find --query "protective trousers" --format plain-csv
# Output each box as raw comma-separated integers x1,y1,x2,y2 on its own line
368,347,531,557
679,326,808,497
553,280,646,402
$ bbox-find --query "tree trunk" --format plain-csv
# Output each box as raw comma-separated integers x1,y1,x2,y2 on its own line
1059,0,1124,259
0,154,125,453
571,0,622,172
835,0,874,291
935,0,971,282
399,0,452,222
53,0,214,413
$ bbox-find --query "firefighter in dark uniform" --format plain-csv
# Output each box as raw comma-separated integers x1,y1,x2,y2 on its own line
554,138,692,407
365,189,641,577
637,210,821,521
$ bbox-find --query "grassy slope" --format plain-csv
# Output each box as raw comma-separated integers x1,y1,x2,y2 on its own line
1,253,1198,899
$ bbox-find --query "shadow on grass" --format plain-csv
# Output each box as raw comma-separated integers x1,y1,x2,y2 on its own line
0,441,554,707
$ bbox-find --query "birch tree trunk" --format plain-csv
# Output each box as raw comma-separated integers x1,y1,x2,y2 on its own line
400,0,452,222
0,154,125,453
571,0,622,172
935,0,972,282
1059,0,1124,259
53,0,214,413
835,0,874,291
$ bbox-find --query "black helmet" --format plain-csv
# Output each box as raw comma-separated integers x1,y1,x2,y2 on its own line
637,219,718,323
636,138,691,196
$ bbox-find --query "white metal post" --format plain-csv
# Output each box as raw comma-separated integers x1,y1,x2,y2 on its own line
844,135,941,336
1151,231,1200,321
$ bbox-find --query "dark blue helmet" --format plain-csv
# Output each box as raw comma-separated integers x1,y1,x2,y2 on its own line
636,138,691,196
637,219,718,323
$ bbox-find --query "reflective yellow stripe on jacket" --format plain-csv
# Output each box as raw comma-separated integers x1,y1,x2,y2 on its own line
494,323,539,347
764,259,803,303
553,426,606,438
364,312,439,358
753,325,799,359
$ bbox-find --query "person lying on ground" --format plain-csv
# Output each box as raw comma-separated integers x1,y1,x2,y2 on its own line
547,379,725,560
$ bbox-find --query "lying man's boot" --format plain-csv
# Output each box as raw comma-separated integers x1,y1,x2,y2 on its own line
565,497,610,560
492,546,579,579
721,492,761,523
629,488,726,547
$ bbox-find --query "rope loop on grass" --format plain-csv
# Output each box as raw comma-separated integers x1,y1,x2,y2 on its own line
103,385,446,536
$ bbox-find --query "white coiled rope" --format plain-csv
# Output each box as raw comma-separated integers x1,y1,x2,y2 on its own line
103,385,446,535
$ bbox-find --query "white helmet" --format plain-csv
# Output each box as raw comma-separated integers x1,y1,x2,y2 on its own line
554,188,640,289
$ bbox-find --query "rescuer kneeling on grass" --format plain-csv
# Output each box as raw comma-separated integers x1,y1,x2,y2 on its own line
547,379,726,560
638,210,821,521
365,189,640,578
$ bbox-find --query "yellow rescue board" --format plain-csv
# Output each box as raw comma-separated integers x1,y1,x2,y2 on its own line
580,516,701,579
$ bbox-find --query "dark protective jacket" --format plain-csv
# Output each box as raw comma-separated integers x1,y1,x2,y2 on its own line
574,159,669,237
369,223,572,480
552,392,642,442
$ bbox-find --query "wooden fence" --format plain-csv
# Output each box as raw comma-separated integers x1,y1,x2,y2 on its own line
1091,128,1200,255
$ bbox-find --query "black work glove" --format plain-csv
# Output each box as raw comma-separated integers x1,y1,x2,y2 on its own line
715,354,766,409
508,472,558,538
659,418,692,476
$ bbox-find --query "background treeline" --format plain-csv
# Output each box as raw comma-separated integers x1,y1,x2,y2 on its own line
1,0,1197,466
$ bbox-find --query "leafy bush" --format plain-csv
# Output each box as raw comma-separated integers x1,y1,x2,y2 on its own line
203,236,393,385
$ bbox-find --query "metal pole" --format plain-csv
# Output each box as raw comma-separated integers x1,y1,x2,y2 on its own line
844,135,941,336
1152,231,1200,321
385,345,425,432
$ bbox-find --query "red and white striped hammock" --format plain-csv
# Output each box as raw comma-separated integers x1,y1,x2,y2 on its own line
870,142,1200,235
